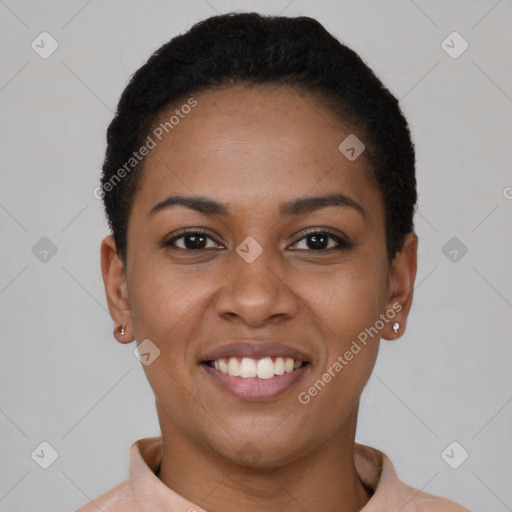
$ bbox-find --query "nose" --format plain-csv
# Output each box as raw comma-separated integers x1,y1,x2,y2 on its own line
214,244,300,327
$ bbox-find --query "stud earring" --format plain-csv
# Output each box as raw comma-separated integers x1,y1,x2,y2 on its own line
392,322,400,334
118,324,126,336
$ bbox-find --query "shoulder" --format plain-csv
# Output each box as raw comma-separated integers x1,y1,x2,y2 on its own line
396,479,472,511
354,443,471,511
75,480,141,512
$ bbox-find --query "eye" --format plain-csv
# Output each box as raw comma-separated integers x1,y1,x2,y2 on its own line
163,230,223,251
290,229,355,252
163,228,355,253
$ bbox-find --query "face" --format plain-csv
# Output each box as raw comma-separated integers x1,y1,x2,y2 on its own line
101,85,417,466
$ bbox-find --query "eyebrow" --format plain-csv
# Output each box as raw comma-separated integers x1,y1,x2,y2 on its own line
148,193,367,221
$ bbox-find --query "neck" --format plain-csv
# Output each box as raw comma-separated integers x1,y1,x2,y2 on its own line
156,402,372,512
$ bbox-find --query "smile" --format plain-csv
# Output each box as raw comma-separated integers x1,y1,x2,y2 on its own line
201,357,311,401
205,356,307,379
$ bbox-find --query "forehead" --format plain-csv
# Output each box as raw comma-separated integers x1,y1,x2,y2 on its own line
133,85,380,220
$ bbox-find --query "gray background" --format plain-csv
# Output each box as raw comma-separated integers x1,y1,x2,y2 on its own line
1,0,511,510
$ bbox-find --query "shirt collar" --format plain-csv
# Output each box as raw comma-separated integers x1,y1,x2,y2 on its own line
129,436,402,511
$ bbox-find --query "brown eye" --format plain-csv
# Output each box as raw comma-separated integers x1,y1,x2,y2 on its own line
290,229,355,252
164,231,222,250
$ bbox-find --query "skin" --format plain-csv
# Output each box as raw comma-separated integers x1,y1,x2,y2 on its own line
101,84,418,512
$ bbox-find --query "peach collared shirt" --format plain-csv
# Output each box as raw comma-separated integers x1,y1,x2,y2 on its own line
76,437,470,511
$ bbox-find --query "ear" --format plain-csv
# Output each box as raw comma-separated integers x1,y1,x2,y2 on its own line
100,234,133,344
381,232,418,340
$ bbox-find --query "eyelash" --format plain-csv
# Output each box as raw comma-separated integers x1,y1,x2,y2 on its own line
163,228,355,253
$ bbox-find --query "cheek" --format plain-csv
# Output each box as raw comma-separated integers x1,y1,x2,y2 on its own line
295,271,383,432
305,258,385,392
129,259,209,341
127,265,202,421
127,260,216,388
324,288,383,353
310,259,387,340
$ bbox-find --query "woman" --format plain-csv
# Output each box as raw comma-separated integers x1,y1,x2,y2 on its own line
78,12,470,511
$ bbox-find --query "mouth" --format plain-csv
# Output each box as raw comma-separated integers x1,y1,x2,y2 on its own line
200,356,311,401
202,356,309,379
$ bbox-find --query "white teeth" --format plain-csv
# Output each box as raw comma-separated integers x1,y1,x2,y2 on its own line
227,357,240,377
274,357,285,375
257,357,275,379
211,356,304,379
239,357,257,378
219,359,229,373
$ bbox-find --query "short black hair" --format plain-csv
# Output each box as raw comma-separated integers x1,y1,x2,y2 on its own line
100,12,417,266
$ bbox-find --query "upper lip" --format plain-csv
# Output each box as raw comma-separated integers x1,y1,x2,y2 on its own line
200,340,310,363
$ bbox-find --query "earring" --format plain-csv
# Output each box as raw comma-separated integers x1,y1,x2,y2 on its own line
118,324,126,336
392,322,400,334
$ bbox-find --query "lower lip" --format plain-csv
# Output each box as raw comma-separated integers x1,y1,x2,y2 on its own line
201,363,310,401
